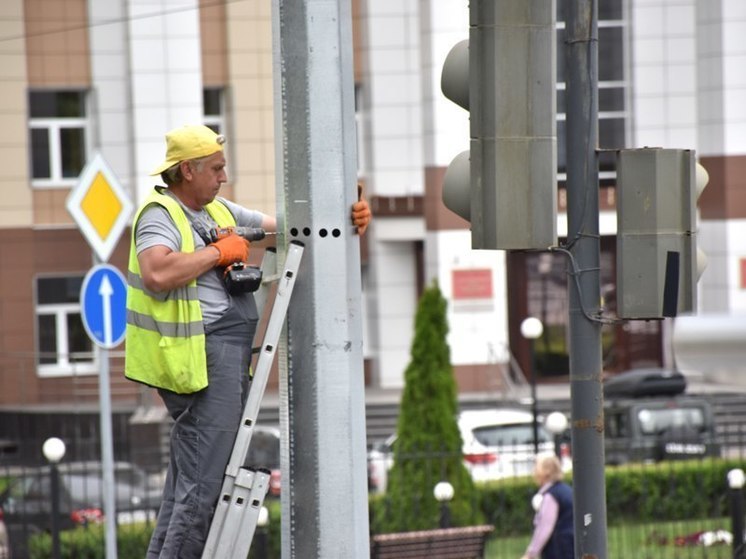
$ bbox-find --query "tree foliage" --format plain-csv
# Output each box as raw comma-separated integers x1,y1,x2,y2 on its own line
379,281,480,531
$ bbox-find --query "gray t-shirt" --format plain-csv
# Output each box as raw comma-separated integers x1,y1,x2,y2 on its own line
135,190,263,324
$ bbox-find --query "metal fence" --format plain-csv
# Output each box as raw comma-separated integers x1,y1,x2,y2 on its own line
369,425,746,559
2,411,746,558
0,441,162,559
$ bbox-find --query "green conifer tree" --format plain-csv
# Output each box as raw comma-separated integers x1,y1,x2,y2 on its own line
379,281,480,532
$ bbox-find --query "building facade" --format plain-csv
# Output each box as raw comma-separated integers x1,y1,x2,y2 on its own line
0,0,743,421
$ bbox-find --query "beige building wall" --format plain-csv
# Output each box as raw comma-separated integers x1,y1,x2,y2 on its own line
0,0,32,227
200,0,228,87
25,0,91,86
225,1,276,216
24,0,91,227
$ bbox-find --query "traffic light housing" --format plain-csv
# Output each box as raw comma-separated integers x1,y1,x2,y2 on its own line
616,148,708,319
441,0,557,250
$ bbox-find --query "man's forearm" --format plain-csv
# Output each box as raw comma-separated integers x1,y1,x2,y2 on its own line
138,245,220,293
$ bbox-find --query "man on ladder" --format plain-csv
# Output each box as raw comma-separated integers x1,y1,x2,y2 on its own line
124,124,371,559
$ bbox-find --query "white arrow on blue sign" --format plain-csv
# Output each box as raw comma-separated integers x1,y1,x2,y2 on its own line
80,264,128,349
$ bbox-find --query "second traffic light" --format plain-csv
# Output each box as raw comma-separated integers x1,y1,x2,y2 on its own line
441,0,557,250
616,148,709,319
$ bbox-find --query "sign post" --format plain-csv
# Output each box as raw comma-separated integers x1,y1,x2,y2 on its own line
67,152,132,559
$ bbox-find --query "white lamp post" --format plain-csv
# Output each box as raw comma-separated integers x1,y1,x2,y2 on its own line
729,468,745,557
521,317,544,454
43,437,66,559
433,481,455,529
545,411,569,459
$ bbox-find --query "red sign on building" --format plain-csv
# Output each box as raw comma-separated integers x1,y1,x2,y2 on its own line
452,269,493,300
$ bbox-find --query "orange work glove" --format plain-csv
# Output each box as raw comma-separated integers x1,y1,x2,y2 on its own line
210,234,250,267
352,185,372,235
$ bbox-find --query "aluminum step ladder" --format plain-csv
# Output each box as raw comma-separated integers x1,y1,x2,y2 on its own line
201,240,304,559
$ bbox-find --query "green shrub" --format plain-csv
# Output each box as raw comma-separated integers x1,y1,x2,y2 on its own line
604,459,737,523
478,476,536,536
29,523,154,559
371,282,481,533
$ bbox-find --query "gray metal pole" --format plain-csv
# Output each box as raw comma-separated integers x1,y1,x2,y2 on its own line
530,340,539,456
50,463,61,559
731,486,745,559
565,1,608,557
99,347,118,559
271,0,370,557
91,254,118,559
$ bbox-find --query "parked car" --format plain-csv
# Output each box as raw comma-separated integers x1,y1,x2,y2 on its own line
0,461,161,557
603,368,720,464
368,408,568,493
458,408,560,482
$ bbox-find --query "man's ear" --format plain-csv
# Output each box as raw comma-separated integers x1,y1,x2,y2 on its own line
180,160,194,181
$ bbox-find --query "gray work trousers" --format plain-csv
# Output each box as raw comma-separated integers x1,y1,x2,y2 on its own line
147,296,256,559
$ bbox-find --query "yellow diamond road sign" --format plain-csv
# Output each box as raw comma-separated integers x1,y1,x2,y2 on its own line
66,153,134,263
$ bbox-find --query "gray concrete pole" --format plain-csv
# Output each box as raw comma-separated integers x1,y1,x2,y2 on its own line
564,1,608,557
271,0,370,557
98,348,118,559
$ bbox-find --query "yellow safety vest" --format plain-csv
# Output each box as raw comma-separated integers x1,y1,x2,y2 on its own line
124,188,235,393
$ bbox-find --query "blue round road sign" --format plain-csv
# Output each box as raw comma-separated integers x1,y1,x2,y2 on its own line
80,264,128,349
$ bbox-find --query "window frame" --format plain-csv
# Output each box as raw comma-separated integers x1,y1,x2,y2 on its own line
203,87,226,135
28,89,91,189
556,7,630,180
203,87,232,179
35,274,97,377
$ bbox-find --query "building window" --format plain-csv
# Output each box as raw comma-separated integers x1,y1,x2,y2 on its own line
29,90,89,188
36,275,96,377
203,87,225,134
556,0,628,178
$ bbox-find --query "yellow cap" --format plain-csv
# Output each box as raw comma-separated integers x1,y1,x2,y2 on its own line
150,125,226,176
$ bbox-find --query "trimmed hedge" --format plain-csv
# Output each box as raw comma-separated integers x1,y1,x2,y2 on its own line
477,458,743,536
604,459,734,522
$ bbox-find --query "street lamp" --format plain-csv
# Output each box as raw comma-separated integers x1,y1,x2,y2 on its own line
728,468,745,558
433,481,454,529
521,317,544,455
43,437,66,559
545,411,569,459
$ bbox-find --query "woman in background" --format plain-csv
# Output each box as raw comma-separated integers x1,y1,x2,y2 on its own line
521,454,574,559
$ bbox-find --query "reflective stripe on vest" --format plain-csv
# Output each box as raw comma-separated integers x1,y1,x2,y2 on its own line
124,188,235,393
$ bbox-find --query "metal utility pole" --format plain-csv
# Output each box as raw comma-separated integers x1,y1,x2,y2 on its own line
565,1,608,557
271,0,370,557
